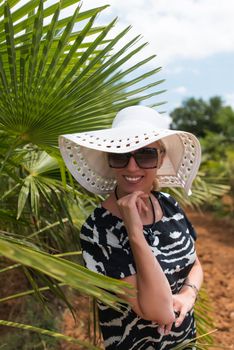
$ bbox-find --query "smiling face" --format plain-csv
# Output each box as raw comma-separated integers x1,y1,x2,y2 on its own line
110,141,165,197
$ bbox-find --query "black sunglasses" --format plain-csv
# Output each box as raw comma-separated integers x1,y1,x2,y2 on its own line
108,147,164,169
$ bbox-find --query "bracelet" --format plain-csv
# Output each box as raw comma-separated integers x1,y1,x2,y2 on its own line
183,282,199,299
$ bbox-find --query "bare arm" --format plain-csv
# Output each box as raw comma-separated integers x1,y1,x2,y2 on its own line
173,256,203,326
117,191,175,325
180,256,203,298
158,256,203,334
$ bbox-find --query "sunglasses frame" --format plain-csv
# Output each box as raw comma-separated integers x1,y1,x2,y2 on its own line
108,147,165,169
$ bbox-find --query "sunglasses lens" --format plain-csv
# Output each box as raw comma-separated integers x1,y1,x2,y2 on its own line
134,148,158,168
108,148,159,168
108,153,128,168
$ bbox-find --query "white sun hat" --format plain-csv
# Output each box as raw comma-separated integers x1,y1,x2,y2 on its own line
59,106,201,195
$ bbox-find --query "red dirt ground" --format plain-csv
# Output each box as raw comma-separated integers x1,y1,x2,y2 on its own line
61,210,234,350
189,210,234,349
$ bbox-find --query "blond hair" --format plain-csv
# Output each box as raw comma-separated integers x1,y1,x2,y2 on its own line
152,140,166,192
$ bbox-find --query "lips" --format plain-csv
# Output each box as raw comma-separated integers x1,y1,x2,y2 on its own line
124,176,143,184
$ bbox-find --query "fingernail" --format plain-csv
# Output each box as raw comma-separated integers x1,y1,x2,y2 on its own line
175,321,180,328
158,327,164,335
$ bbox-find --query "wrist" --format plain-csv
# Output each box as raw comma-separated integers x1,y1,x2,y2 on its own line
126,225,144,238
181,282,199,300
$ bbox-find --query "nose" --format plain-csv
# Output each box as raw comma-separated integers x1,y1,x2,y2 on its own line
126,155,140,171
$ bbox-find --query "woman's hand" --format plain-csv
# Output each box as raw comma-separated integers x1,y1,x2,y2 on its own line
116,191,149,234
171,290,196,327
157,290,196,335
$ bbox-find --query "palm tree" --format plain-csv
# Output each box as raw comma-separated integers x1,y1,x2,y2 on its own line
0,0,165,347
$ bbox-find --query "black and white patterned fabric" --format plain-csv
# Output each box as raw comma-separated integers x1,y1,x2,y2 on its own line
80,192,197,350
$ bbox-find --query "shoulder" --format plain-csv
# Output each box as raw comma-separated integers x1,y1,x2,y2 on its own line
82,205,108,226
154,191,197,241
153,191,188,223
153,191,181,209
80,204,121,239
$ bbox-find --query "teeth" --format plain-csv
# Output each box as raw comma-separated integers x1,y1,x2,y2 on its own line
125,176,142,182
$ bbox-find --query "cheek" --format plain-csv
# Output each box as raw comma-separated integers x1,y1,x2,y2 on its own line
146,169,157,180
112,169,123,181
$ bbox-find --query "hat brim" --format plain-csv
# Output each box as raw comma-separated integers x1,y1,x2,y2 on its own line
59,126,201,195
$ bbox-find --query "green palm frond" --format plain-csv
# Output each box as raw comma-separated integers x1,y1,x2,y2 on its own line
0,0,165,228
167,171,229,209
172,329,218,350
16,148,61,219
0,319,102,350
0,282,66,303
0,0,164,149
194,288,216,346
0,232,133,309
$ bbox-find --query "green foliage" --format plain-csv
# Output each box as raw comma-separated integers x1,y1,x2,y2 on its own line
0,233,133,308
170,96,234,216
215,106,234,141
170,96,224,137
0,318,102,350
0,297,60,350
0,1,166,347
0,0,164,150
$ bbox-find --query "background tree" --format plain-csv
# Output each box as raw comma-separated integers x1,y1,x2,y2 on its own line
170,96,234,216
170,96,224,137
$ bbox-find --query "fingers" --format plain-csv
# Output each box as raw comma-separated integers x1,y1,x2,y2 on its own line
172,294,191,328
157,307,188,335
174,306,187,328
158,321,174,335
117,191,148,203
157,325,165,335
136,196,149,215
116,191,151,232
117,191,149,213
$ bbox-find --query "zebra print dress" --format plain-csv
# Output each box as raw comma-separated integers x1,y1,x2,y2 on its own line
80,192,197,350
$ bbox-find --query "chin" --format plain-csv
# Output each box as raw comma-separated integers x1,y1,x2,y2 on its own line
120,183,149,194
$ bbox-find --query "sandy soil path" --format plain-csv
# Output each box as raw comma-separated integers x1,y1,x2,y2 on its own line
189,210,234,349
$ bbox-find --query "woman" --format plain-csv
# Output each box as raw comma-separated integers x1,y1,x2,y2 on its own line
59,106,203,350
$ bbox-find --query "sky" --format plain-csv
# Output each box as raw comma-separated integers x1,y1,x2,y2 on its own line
78,0,234,115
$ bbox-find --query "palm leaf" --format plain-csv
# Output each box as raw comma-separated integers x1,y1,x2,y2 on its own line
3,3,18,96
167,172,230,209
0,320,102,350
172,329,218,350
0,1,165,149
0,233,133,309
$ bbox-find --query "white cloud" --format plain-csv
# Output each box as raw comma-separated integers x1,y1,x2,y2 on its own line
171,102,182,110
165,66,184,75
81,0,234,65
173,86,188,95
165,66,200,76
224,93,234,108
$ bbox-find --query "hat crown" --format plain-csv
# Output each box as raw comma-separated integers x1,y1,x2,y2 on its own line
112,106,169,129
